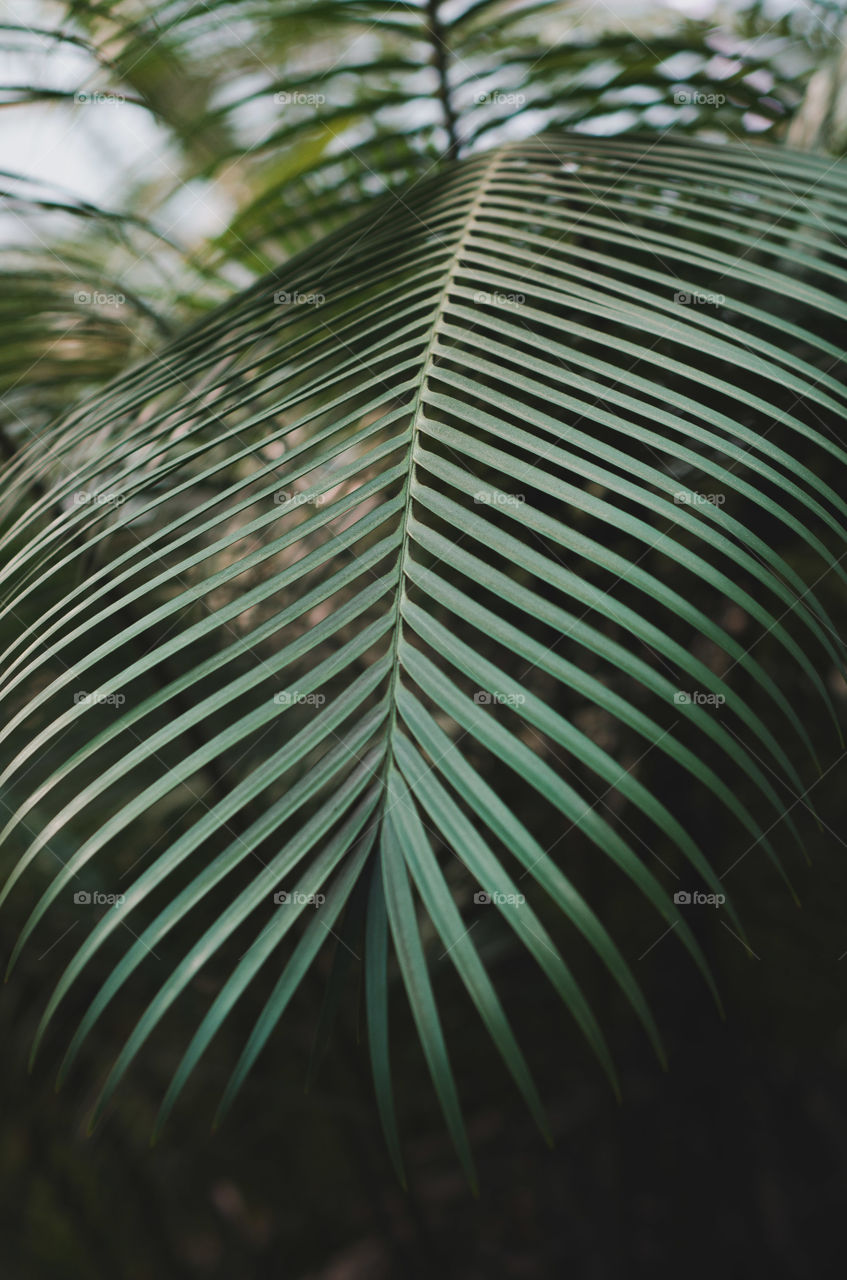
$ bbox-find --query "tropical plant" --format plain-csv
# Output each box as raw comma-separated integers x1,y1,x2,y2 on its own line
1,0,837,431
2,1,847,1189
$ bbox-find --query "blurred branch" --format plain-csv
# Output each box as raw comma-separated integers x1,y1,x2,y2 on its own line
426,0,460,161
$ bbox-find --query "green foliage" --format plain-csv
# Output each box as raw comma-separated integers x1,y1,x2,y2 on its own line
2,126,847,1175
1,0,843,446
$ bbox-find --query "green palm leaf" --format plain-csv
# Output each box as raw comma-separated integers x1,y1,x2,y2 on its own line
2,132,846,1173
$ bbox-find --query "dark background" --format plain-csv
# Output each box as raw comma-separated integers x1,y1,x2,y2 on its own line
4,712,847,1280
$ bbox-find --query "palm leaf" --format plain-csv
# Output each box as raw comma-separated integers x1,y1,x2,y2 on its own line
2,133,846,1173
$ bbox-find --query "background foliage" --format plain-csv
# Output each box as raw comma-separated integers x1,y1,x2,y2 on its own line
3,2,847,1277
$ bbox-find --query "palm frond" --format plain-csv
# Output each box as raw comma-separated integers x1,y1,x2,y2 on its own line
2,133,846,1174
